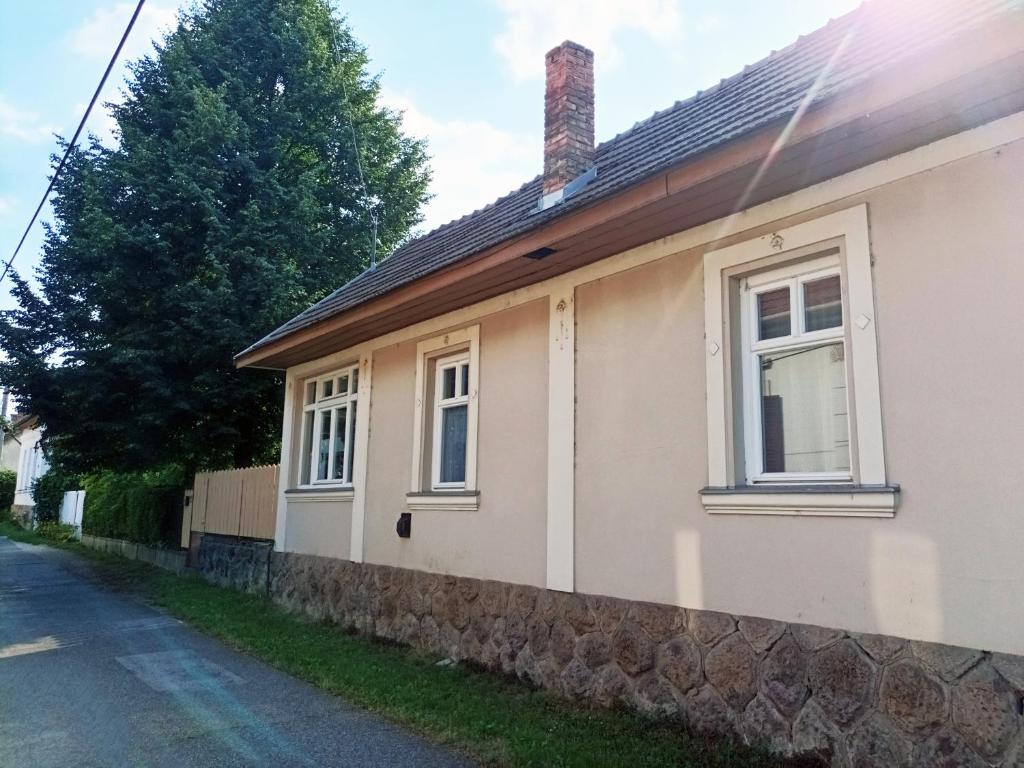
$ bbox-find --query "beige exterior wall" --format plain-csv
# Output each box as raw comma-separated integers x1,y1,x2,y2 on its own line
277,116,1024,656
575,138,1024,655
361,299,549,586
283,498,352,559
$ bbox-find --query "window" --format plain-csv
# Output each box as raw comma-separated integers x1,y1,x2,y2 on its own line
701,205,896,516
298,364,359,487
432,352,470,488
741,257,850,483
408,325,480,510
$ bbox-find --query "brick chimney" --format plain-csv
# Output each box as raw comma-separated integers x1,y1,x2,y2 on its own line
543,41,595,198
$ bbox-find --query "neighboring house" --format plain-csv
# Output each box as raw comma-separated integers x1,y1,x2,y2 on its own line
12,416,48,522
235,0,1024,763
0,413,25,474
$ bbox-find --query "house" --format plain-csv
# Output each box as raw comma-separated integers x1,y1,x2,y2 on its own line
11,415,48,524
234,0,1024,763
1,412,23,474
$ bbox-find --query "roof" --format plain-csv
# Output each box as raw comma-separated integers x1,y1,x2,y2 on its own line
240,0,1021,360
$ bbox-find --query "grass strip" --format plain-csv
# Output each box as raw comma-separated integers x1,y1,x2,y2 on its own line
0,522,817,768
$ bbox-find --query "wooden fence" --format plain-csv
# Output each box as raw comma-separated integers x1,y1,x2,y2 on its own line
180,464,279,547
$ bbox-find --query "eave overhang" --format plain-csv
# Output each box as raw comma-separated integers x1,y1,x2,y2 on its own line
236,22,1024,371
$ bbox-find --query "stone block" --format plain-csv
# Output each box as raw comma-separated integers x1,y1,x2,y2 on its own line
705,633,759,711
740,696,791,755
657,636,703,695
992,652,1024,690
591,663,633,708
688,610,736,646
612,621,655,677
575,632,612,669
852,632,906,664
847,713,914,768
682,685,736,736
911,640,983,682
808,640,875,728
792,623,844,652
792,700,843,765
560,658,595,700
760,634,809,718
951,663,1020,760
550,619,577,665
738,617,786,654
586,594,628,634
916,728,989,768
527,616,551,656
508,584,538,619
629,601,686,643
880,660,948,734
634,674,678,717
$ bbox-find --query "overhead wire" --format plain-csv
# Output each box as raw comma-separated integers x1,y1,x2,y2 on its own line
1,0,148,286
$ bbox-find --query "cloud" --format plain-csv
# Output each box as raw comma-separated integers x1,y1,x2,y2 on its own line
67,1,179,63
381,92,538,233
0,96,58,143
492,0,683,81
0,197,15,218
74,101,120,147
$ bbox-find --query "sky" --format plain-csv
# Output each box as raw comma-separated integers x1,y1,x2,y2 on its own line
0,0,862,314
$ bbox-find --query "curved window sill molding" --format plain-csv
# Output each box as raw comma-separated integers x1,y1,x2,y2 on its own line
406,491,480,512
699,485,898,517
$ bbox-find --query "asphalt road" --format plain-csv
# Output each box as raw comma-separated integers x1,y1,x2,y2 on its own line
0,536,471,768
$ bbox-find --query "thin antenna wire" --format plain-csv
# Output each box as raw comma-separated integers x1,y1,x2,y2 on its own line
1,0,147,286
330,14,381,269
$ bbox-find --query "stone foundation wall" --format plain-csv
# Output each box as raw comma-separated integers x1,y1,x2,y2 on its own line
199,545,1024,767
195,534,272,594
10,504,33,527
80,534,186,574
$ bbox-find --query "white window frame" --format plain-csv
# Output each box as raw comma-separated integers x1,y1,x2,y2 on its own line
431,351,472,490
298,363,359,489
409,325,480,509
701,205,895,517
740,255,850,484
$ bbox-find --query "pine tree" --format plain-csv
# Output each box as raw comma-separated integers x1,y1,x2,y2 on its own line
0,0,430,474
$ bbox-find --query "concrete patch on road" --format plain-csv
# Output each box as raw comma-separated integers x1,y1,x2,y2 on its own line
117,650,244,692
114,616,182,633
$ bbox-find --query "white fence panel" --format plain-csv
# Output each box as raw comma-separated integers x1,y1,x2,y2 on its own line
60,489,86,537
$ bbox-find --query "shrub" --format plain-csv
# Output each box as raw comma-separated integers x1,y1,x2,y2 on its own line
36,521,78,543
0,467,15,511
31,468,79,523
82,466,184,547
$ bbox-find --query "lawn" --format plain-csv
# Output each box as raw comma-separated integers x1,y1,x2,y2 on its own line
0,521,818,768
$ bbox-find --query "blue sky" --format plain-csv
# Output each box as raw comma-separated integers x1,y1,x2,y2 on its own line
0,0,861,312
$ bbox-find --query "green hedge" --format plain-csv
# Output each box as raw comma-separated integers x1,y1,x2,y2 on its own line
0,468,15,511
82,467,184,547
31,468,79,523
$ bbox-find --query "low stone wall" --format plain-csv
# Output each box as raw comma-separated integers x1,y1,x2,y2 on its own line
263,552,1024,767
195,534,272,594
80,534,186,574
10,504,33,527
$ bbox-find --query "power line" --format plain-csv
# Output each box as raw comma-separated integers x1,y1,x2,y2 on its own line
329,18,382,269
1,0,147,287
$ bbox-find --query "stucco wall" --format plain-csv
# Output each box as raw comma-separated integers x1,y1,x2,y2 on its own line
360,298,550,586
1,435,19,474
574,141,1024,655
13,426,46,508
283,498,352,559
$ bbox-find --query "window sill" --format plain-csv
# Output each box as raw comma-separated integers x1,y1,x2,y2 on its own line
285,487,354,502
406,491,480,512
699,484,898,517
